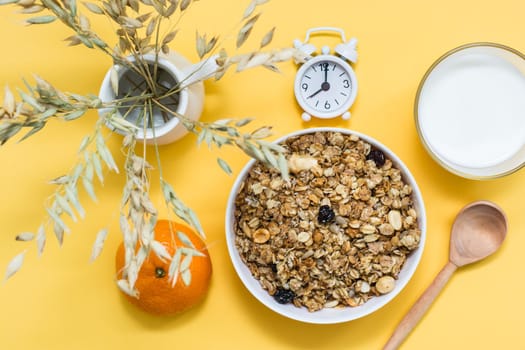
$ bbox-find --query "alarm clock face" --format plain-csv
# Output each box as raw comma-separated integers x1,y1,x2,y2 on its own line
295,55,357,119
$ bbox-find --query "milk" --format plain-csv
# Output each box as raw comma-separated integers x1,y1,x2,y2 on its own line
417,47,525,172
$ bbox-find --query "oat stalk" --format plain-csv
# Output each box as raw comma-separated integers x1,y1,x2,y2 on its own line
0,0,302,295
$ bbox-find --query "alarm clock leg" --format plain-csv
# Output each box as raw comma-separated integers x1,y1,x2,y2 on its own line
342,112,351,120
301,112,312,122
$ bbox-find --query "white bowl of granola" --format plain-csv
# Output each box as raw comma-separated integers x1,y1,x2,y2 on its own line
225,128,426,324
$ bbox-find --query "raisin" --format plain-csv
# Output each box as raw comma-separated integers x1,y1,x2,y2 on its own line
270,263,278,273
367,149,386,167
274,287,295,304
318,205,335,224
155,267,166,278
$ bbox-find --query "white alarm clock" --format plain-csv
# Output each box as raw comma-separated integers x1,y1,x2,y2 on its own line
293,27,358,122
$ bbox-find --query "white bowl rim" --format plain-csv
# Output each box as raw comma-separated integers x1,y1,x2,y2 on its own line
225,127,427,324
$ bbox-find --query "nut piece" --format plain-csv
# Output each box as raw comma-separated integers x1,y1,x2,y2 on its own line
376,276,396,294
288,154,318,173
253,228,270,244
297,231,311,243
388,210,402,230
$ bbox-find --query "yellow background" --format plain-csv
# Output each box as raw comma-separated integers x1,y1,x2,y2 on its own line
0,0,524,349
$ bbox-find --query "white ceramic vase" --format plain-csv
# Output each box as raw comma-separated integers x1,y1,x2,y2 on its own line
98,52,217,145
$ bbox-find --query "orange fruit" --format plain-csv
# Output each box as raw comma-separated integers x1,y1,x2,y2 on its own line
115,220,212,315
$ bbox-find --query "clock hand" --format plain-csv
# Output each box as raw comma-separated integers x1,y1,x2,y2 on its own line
307,81,331,99
307,87,323,98
324,66,328,83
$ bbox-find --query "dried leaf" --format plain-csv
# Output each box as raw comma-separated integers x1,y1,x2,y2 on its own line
68,0,77,16
56,194,77,222
261,146,278,168
128,0,139,12
64,35,82,46
4,251,26,282
127,259,139,290
26,15,56,25
243,0,256,19
53,222,64,245
117,279,138,298
260,27,275,48
151,240,171,262
79,14,90,32
18,89,43,112
168,248,181,287
141,197,157,215
119,16,143,29
217,157,232,175
278,151,290,182
18,5,44,14
78,135,90,153
92,153,104,183
162,30,178,46
36,225,46,256
181,269,191,286
179,0,190,11
146,16,157,37
180,254,192,271
65,185,85,219
196,31,206,58
251,126,272,139
90,228,108,262
82,177,97,202
236,14,260,48
3,85,15,115
177,231,195,248
15,232,34,241
136,12,152,23
165,3,177,16
83,2,104,15
46,207,69,235
110,66,119,96
64,109,86,121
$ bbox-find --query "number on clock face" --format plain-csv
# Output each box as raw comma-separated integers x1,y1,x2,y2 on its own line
299,60,353,113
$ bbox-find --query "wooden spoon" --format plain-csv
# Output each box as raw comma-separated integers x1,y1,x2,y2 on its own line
383,200,507,350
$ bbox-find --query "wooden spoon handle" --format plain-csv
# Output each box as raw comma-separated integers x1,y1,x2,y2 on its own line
383,261,458,350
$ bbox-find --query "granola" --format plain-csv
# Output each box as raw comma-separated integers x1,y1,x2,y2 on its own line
233,131,421,312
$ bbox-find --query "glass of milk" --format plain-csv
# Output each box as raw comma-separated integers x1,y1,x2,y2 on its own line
415,43,525,179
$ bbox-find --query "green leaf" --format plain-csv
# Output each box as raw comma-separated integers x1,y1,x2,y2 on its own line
69,0,77,16
65,185,85,219
18,90,44,112
46,207,69,234
92,153,104,184
39,108,58,120
26,15,57,25
4,251,26,282
217,157,232,176
235,118,253,127
78,136,90,153
64,109,86,121
278,152,290,182
82,177,97,202
18,123,45,143
55,194,77,222
83,2,104,14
